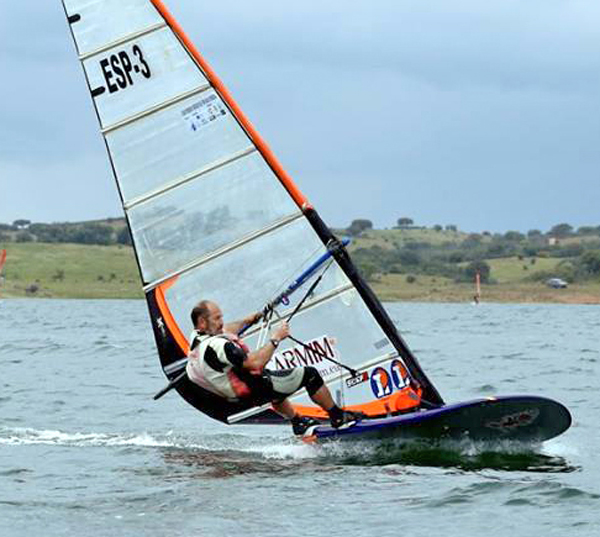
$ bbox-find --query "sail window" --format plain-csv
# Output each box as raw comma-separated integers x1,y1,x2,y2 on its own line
106,89,254,203
159,217,352,334
128,152,301,283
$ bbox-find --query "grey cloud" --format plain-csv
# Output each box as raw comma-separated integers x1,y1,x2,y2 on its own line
1,0,599,232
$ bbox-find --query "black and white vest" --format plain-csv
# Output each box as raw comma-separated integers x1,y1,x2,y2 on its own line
186,331,250,401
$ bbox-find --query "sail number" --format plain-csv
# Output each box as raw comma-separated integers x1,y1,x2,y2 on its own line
98,45,151,94
369,360,410,398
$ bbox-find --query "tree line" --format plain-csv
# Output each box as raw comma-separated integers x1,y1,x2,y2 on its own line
344,218,600,239
0,219,132,246
341,218,600,285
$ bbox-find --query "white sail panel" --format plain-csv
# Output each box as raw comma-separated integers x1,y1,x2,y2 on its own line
63,0,163,57
244,287,390,370
161,218,352,334
82,27,208,129
107,89,253,203
128,153,301,283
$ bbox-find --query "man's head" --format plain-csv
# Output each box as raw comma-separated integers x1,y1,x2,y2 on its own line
191,300,223,335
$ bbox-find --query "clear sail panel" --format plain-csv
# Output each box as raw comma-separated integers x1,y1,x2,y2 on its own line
161,218,351,337
129,152,300,283
107,89,253,203
243,288,392,374
63,0,163,57
82,26,208,129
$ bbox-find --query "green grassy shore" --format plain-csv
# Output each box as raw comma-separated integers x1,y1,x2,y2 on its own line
1,242,599,303
0,243,142,299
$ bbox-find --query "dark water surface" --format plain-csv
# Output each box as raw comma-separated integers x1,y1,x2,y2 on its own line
1,300,598,536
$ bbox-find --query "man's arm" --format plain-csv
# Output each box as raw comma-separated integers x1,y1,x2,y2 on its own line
243,322,290,373
223,311,262,335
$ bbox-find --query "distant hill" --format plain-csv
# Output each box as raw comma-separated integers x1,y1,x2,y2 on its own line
0,218,130,246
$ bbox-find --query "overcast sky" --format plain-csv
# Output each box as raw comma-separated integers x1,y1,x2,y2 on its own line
1,1,599,233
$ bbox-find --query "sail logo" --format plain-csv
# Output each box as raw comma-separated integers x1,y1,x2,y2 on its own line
370,359,411,398
156,316,166,338
390,360,409,390
346,371,369,388
485,408,540,430
93,45,152,97
182,94,228,132
271,335,337,372
370,367,393,398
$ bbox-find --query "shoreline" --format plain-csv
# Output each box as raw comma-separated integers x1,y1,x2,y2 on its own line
1,292,598,305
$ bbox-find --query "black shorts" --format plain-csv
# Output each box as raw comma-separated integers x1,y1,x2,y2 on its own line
245,368,306,404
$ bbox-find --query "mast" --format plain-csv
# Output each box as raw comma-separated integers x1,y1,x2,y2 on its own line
304,210,444,405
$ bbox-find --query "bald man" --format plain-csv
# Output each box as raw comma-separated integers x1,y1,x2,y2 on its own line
186,300,364,435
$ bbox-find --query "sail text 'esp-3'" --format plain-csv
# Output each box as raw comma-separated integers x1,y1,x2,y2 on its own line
94,45,151,96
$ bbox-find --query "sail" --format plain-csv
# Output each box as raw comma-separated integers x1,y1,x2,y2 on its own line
62,0,444,424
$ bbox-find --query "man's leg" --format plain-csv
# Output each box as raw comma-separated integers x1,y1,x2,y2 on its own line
272,398,297,419
269,368,336,415
308,384,335,412
269,367,364,432
303,369,366,428
272,398,321,435
271,386,336,419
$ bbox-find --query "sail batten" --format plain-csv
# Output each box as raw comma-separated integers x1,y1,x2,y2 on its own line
123,146,257,210
141,212,305,291
64,0,164,56
101,83,211,134
80,25,209,128
106,88,255,203
79,21,167,61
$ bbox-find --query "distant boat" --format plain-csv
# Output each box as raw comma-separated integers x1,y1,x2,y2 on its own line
61,0,571,444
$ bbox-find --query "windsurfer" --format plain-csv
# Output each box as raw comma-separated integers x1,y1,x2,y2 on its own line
186,300,364,434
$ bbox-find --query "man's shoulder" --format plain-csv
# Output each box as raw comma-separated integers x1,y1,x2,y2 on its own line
189,331,224,351
201,333,230,348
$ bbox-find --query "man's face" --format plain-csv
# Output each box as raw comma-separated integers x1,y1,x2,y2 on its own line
202,303,224,335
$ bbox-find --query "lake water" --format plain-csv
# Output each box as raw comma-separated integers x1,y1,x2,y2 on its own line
1,300,599,536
